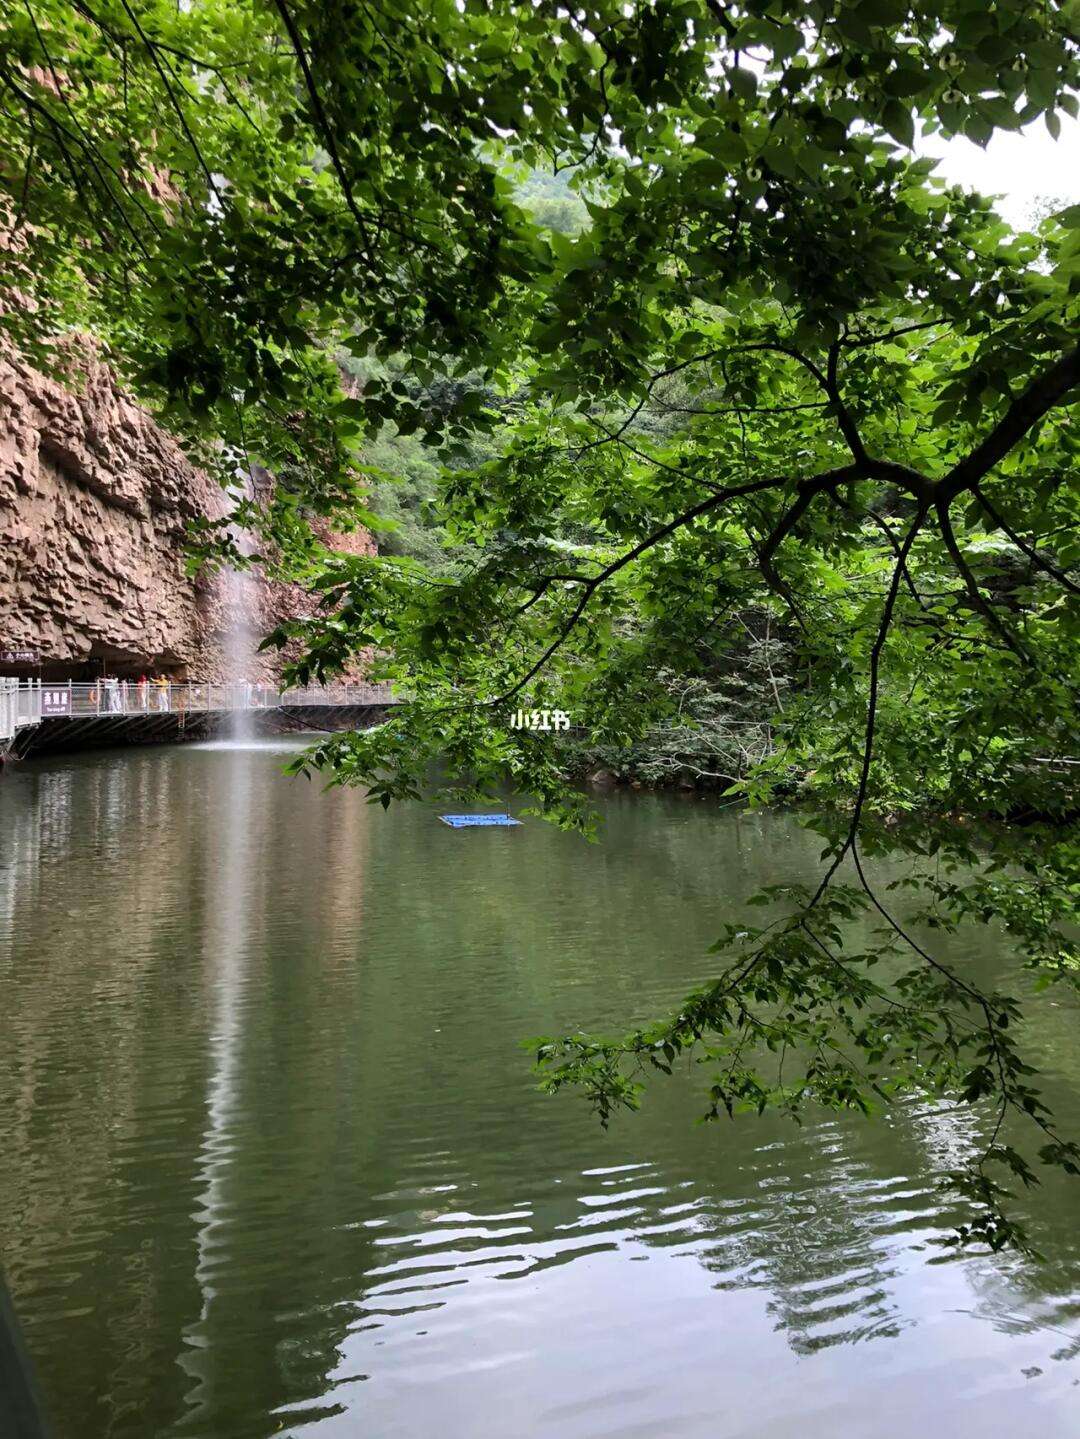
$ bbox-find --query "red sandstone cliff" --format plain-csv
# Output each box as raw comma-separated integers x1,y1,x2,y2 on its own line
0,347,373,680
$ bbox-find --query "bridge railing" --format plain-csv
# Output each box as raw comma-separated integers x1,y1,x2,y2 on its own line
0,679,18,743
1,678,45,741
0,678,395,730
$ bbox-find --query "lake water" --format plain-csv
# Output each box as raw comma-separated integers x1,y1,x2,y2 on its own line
2,739,1079,1438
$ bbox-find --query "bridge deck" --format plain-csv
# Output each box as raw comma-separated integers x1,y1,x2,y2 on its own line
0,679,394,753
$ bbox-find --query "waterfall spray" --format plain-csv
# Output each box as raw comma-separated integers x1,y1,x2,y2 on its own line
222,472,258,742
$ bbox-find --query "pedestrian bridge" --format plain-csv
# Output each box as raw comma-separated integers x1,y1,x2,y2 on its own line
0,677,396,757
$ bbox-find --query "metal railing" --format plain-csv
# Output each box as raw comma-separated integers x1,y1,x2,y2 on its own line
0,679,19,744
1,677,394,742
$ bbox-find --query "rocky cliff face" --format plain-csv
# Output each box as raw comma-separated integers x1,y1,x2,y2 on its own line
0,347,372,679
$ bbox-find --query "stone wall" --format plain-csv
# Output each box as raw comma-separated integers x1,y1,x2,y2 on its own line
0,347,373,680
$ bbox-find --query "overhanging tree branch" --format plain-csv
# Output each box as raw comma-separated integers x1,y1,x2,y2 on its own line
972,483,1080,598
935,495,1032,664
492,467,832,706
826,340,868,465
269,0,375,264
940,344,1080,501
116,0,223,205
806,507,927,905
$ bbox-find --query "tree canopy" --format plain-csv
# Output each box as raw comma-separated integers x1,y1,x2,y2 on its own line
2,0,1079,1251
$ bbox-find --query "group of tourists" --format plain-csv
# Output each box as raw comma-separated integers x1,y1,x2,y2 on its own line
92,674,175,713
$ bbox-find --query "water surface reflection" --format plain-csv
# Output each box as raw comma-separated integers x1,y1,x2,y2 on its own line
1,742,1078,1438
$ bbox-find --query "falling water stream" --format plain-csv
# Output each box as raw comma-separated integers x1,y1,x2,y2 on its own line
221,477,258,742
1,744,1079,1438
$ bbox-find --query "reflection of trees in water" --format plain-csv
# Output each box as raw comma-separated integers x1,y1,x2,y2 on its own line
336,1067,1077,1378
315,791,1080,1376
347,1131,922,1361
654,1120,942,1356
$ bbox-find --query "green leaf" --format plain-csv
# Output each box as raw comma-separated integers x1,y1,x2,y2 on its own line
882,100,914,148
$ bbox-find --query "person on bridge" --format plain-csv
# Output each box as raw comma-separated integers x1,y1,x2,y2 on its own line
155,675,170,712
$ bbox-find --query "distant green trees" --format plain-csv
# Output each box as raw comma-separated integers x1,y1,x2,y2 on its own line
515,169,590,236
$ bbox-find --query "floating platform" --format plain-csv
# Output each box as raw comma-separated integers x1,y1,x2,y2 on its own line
439,813,522,828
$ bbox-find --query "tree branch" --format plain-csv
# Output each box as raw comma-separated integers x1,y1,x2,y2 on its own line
935,496,1031,663
940,344,1080,501
826,340,868,465
808,507,927,906
116,0,223,204
826,491,928,611
269,0,375,263
492,469,815,706
841,320,942,349
971,483,1080,597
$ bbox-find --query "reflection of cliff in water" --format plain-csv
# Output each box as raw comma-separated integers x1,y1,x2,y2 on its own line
0,745,384,1435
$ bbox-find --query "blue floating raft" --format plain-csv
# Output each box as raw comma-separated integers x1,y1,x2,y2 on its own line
439,813,522,828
